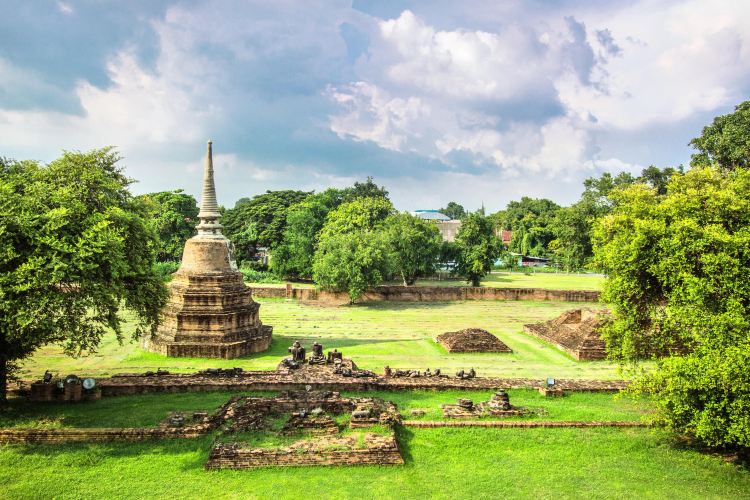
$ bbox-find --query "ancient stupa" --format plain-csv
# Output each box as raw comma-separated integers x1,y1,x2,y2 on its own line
142,141,273,358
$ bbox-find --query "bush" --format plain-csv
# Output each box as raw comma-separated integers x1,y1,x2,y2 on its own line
239,266,282,284
153,261,180,281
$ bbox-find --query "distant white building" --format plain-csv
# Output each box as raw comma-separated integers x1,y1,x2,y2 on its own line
412,210,460,242
411,210,451,221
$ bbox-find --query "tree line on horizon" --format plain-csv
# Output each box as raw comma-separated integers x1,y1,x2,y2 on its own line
1,101,749,455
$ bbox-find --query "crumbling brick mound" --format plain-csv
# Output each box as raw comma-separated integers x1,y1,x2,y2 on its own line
524,308,609,360
205,433,404,469
436,328,512,353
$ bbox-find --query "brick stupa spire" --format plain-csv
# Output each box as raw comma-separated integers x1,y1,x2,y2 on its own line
142,141,273,358
196,140,223,237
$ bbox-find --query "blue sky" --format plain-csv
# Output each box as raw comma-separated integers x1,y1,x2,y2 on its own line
2,0,749,211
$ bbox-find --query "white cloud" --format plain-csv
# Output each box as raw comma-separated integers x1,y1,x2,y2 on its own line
557,0,750,129
327,81,428,151
56,1,73,15
328,4,750,181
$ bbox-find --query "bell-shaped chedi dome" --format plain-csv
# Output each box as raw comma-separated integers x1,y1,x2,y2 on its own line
142,141,272,358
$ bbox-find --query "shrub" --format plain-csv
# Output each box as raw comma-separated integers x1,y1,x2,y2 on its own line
153,261,180,281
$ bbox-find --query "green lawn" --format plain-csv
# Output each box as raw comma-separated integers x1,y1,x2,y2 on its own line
0,390,650,429
248,271,605,291
18,299,624,380
1,425,747,499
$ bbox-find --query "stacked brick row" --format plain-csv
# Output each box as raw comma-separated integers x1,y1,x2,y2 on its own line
205,435,403,469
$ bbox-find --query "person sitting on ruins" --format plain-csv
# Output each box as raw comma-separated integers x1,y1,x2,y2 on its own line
288,340,306,362
309,342,326,365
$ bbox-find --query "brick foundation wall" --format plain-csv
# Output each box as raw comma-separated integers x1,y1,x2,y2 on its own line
0,426,211,445
249,285,600,304
402,420,648,428
205,435,403,469
93,372,627,397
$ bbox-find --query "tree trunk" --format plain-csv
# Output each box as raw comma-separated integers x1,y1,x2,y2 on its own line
471,277,481,287
0,357,7,406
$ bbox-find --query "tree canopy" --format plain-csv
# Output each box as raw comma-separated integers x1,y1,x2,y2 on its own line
222,189,311,263
272,188,347,280
439,201,467,220
455,213,500,287
500,197,560,257
690,100,750,171
594,166,750,449
137,190,198,262
384,213,442,286
312,197,394,301
317,196,394,239
0,149,168,402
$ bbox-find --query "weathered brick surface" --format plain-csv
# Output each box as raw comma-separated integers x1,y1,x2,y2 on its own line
402,420,649,428
205,434,403,469
524,308,609,360
436,328,512,353
94,371,627,397
142,268,273,359
0,426,211,444
249,285,600,304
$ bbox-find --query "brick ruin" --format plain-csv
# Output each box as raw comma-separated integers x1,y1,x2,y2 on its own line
206,434,403,469
141,142,272,359
249,284,601,304
524,308,610,360
436,328,513,353
441,390,530,418
2,391,404,469
204,391,403,469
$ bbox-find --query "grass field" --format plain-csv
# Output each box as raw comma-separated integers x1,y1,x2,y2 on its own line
6,295,750,498
2,392,748,499
18,299,624,380
0,390,650,429
247,271,605,291
1,401,748,499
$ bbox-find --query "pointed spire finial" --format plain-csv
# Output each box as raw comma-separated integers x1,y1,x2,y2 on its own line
196,139,224,236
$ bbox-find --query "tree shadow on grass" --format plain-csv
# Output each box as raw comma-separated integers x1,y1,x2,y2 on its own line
11,435,216,468
269,335,410,352
665,434,750,472
343,301,456,312
395,425,416,465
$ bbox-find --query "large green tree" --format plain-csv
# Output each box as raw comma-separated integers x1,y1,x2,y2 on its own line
137,190,198,262
455,213,500,286
341,176,389,202
593,166,750,450
317,196,394,239
272,178,391,280
222,189,311,263
384,213,442,286
312,197,394,301
272,188,347,280
549,168,675,272
501,197,560,257
312,231,391,303
0,149,168,402
690,100,750,171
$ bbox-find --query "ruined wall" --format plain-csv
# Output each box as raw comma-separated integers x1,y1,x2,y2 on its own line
0,427,209,444
249,285,600,304
96,373,627,397
205,436,403,469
